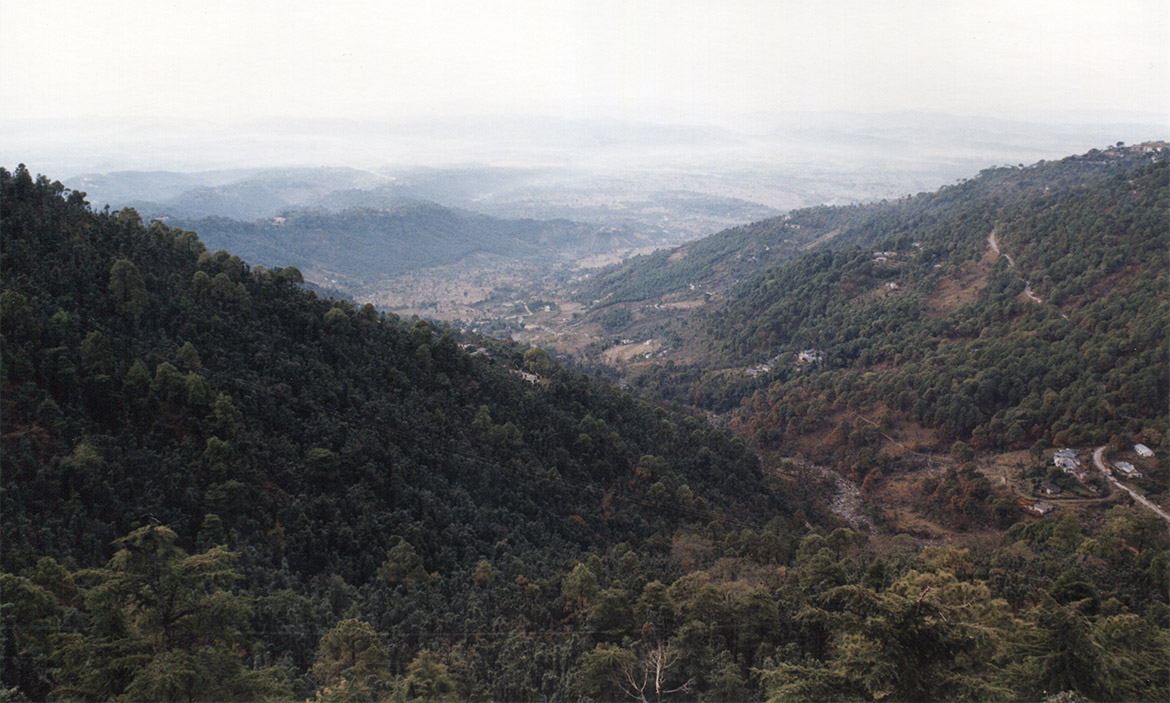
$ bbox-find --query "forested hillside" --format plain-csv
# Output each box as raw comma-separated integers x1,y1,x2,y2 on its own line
168,203,643,290
70,167,389,222
2,162,1169,702
577,145,1167,309
0,166,782,700
716,151,1169,458
573,204,872,306
585,147,1168,459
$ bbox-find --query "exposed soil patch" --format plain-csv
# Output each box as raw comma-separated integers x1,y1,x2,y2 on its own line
926,249,995,318
600,339,664,364
574,246,664,270
663,298,706,310
798,228,841,251
868,469,949,537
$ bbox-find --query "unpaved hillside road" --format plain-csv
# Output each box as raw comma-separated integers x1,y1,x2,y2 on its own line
987,227,1014,267
1093,446,1170,525
987,227,1065,313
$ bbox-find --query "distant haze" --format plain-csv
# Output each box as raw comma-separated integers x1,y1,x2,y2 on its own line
1,0,1167,176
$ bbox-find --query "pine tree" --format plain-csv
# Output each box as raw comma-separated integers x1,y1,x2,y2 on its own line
51,526,289,701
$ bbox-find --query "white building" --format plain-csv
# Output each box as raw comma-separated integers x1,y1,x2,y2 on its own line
1028,501,1055,515
1134,443,1154,458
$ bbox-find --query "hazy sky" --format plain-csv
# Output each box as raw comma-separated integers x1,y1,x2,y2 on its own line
3,0,1168,127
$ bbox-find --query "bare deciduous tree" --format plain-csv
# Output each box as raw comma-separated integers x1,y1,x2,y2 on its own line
614,642,694,703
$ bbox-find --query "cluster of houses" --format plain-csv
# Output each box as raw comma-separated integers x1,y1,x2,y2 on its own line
746,352,788,377
745,348,826,376
797,349,823,364
1112,443,1152,479
1053,448,1087,480
1038,449,1091,511
1102,141,1168,156
1028,447,1081,514
1028,443,1155,516
1053,445,1150,482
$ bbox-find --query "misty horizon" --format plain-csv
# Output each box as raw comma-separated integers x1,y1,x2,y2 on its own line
5,110,1167,179
3,0,1167,178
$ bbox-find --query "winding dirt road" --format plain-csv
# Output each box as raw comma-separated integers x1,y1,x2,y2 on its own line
987,228,1012,266
1093,446,1170,525
987,230,1165,522
987,228,1066,313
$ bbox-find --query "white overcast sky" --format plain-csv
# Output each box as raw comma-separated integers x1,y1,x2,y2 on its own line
2,0,1167,126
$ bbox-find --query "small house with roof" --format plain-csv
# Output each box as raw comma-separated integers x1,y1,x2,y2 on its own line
1114,461,1143,479
1134,443,1153,458
1028,501,1055,516
1053,448,1080,471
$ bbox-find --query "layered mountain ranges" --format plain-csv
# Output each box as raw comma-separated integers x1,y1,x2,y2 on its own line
562,143,1168,441
62,166,783,312
65,165,781,271
2,142,1168,701
547,144,1169,533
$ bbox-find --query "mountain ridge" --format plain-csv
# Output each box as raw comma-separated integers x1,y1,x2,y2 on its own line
1,164,796,699
163,202,650,290
562,144,1169,469
2,148,1168,701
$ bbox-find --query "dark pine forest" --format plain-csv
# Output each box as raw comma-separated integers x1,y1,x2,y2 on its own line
1,154,1168,702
